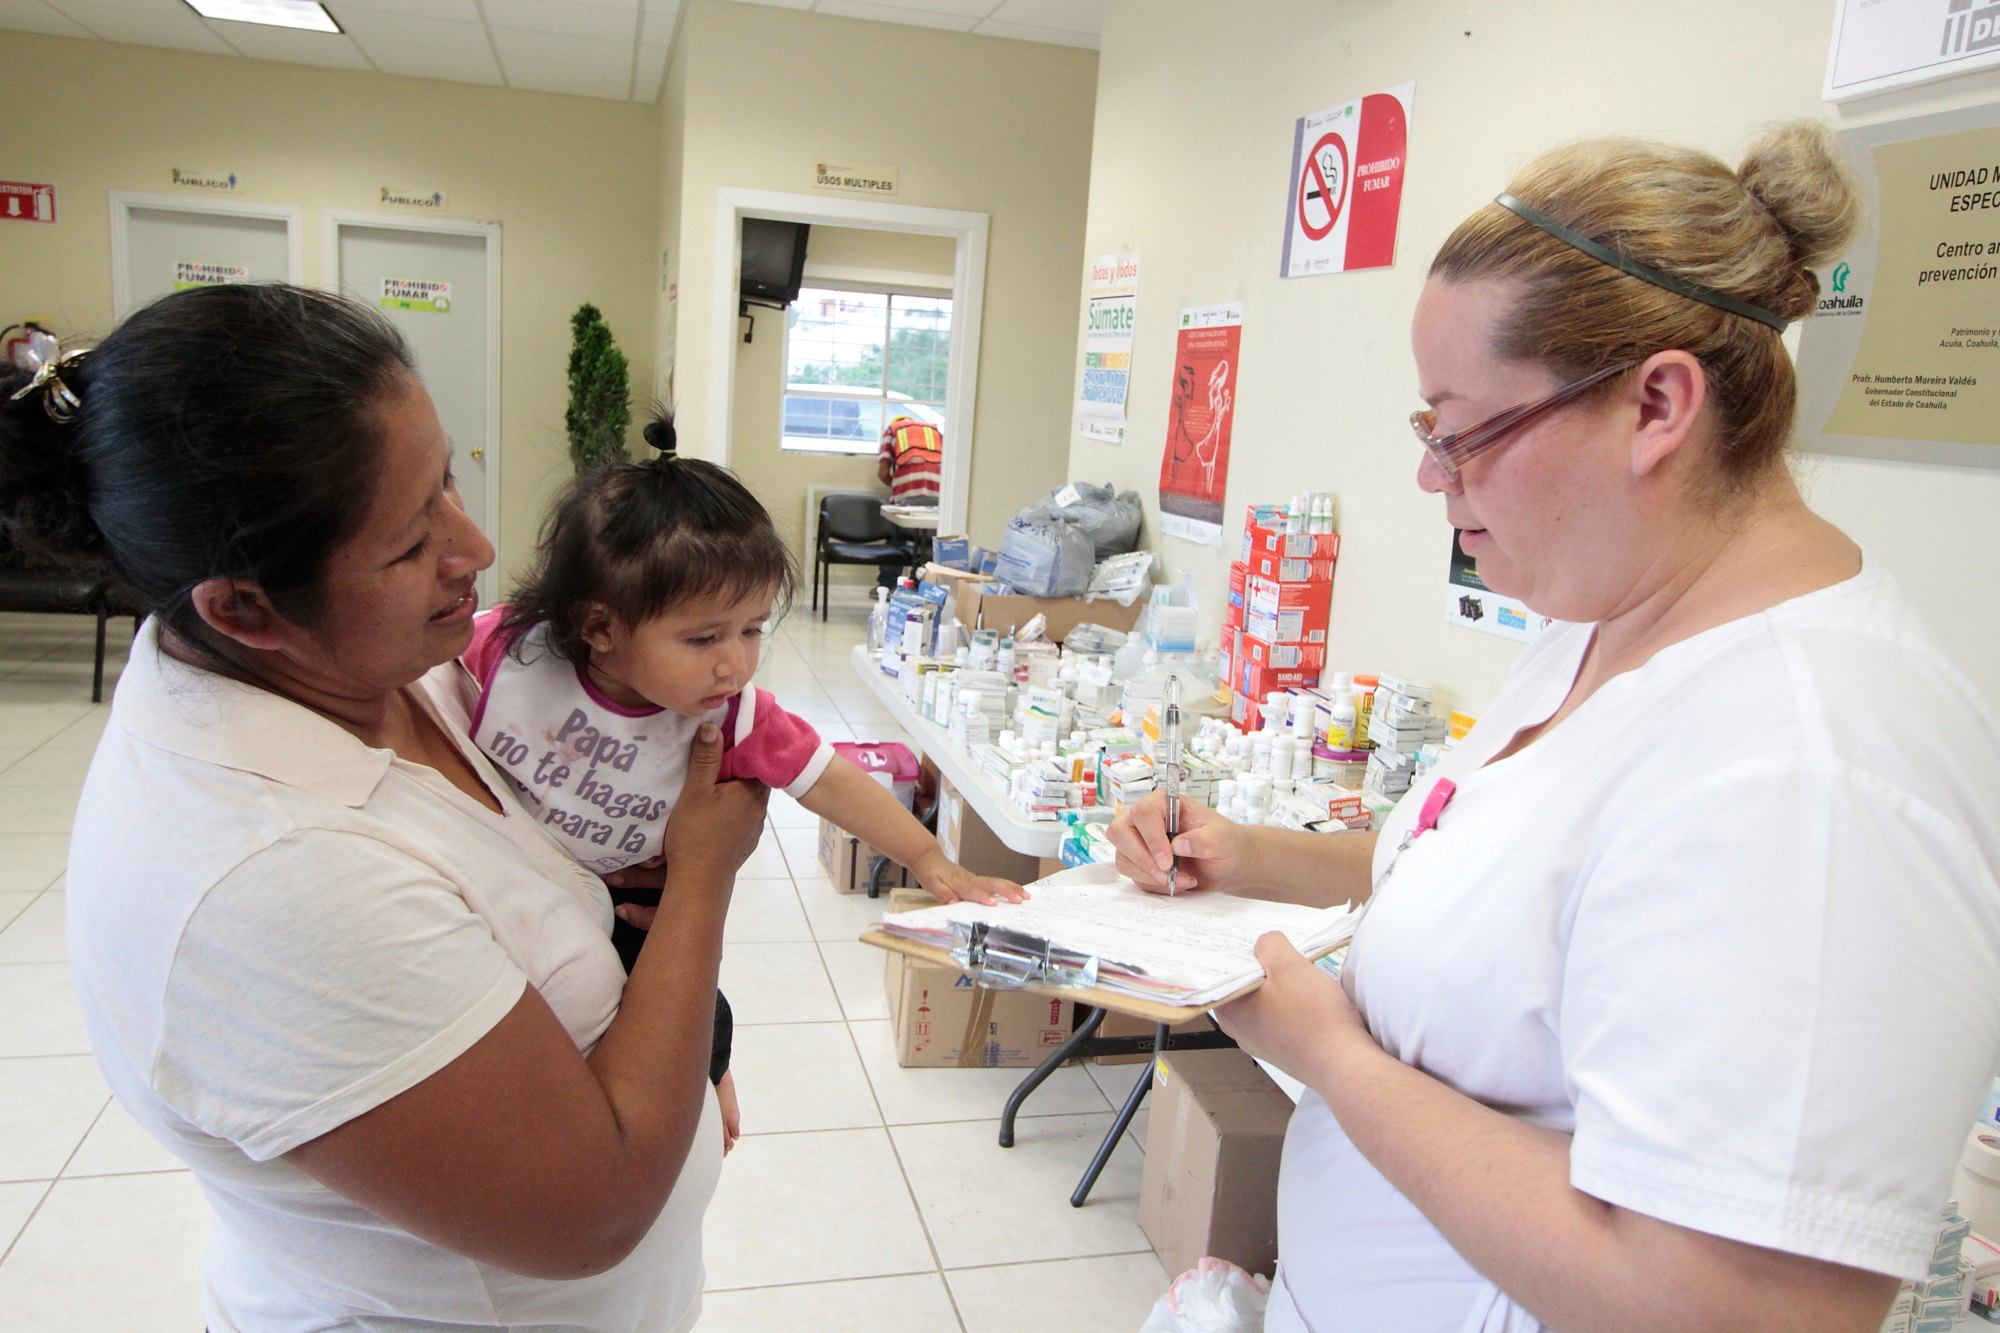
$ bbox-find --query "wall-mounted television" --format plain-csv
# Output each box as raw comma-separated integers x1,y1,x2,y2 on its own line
740,218,809,308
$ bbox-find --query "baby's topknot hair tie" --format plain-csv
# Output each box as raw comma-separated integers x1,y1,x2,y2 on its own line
641,413,677,459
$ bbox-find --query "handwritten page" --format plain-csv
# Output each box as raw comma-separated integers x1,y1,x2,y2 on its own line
877,863,1358,1006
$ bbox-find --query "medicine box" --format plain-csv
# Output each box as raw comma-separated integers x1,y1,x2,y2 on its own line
1246,574,1334,617
1249,554,1337,584
1241,522,1340,564
1245,609,1328,646
1236,659,1319,701
930,534,973,570
1240,634,1326,673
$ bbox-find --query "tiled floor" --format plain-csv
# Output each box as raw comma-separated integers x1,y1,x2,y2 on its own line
0,594,1167,1331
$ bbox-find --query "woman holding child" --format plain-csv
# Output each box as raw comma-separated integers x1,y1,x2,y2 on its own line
3,284,763,1332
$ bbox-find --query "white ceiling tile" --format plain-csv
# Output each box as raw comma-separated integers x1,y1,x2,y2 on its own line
489,22,629,68
204,16,375,67
336,8,501,83
482,0,638,43
633,0,676,41
501,53,628,98
633,41,667,101
642,0,679,10
813,1,976,33
836,0,998,19
0,0,95,39
986,0,1095,34
46,0,236,53
971,16,1094,46
727,0,815,10
332,0,484,21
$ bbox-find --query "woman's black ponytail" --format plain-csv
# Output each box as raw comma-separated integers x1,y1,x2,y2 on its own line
0,284,416,650
0,355,104,568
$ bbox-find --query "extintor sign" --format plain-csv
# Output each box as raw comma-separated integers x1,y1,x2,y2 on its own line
0,181,57,224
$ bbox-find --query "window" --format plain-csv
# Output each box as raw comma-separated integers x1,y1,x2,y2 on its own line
781,286,951,454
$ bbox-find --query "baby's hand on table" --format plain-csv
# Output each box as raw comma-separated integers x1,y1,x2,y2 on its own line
913,851,1027,905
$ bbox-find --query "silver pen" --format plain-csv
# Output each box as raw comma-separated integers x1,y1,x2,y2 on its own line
1162,674,1183,896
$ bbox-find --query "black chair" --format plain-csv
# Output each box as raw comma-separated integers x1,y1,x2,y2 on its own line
0,539,139,702
812,493,915,621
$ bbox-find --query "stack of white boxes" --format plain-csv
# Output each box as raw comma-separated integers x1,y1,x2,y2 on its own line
1879,1203,1974,1333
1364,674,1448,798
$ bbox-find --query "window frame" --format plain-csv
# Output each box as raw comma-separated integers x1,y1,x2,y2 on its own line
779,279,953,457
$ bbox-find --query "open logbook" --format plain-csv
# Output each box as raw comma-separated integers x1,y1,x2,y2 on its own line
863,863,1360,1021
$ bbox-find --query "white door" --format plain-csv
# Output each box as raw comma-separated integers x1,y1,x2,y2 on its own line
331,220,500,597
110,194,300,318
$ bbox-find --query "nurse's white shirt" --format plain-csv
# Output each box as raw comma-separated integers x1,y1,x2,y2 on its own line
66,623,722,1333
1269,561,2000,1333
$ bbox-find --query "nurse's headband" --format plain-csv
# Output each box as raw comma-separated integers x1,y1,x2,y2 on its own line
1493,193,1788,333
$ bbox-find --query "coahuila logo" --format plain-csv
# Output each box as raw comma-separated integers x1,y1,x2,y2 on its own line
1818,259,1865,316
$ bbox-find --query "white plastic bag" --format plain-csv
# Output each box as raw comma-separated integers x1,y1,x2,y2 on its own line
1139,1258,1271,1333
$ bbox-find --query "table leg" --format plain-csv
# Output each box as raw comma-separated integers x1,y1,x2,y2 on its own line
999,1004,1106,1150
1070,1022,1167,1208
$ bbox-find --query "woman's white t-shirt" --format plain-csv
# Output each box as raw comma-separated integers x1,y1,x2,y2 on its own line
1268,561,2000,1333
66,623,722,1333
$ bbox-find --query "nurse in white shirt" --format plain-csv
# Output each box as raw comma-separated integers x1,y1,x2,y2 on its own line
1,283,768,1333
1112,122,2000,1333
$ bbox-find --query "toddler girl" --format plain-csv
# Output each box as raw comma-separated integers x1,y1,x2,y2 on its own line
459,417,1024,1143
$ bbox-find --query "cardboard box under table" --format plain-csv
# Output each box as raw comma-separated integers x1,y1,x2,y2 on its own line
865,910,1244,1206
1139,1047,1294,1279
935,775,1042,884
882,887,1075,1068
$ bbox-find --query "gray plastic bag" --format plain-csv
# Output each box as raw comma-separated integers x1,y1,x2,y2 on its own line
995,513,1096,597
1020,482,1143,559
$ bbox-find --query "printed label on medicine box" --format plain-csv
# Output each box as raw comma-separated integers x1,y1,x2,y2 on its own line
1242,635,1326,672
1246,574,1334,615
1237,660,1319,699
1245,610,1327,646
1252,555,1337,584
1242,524,1340,562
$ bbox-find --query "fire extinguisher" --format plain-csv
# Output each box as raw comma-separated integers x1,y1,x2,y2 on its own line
3,322,60,374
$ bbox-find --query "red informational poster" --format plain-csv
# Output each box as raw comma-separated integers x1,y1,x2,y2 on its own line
1158,304,1242,546
0,180,56,225
1280,82,1413,278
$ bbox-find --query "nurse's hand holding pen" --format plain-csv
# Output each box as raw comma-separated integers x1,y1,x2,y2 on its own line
1106,790,1257,895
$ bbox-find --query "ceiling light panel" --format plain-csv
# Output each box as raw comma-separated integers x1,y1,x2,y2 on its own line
184,1,340,33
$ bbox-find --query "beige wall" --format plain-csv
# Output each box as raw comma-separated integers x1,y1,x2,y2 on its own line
730,224,956,586
662,0,1098,546
1070,0,2000,713
0,31,659,588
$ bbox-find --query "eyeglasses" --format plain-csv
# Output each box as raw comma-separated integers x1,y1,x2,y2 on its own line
1410,361,1638,483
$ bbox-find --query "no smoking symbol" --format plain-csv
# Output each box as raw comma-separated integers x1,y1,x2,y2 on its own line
1298,132,1349,242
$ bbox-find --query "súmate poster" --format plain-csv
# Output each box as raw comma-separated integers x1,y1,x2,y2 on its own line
1280,82,1412,279
1077,251,1140,443
1158,304,1241,546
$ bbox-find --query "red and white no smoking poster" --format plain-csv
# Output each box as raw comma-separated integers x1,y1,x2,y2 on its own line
1280,82,1412,278
1158,303,1242,547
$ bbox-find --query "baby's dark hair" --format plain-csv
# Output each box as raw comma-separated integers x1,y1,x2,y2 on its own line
502,415,795,662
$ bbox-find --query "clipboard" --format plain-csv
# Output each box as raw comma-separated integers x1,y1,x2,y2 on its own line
859,928,1344,1025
